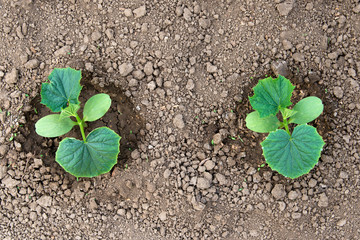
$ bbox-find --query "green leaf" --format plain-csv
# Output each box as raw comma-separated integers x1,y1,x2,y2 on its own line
249,75,295,118
245,111,280,133
289,96,323,124
41,68,82,112
60,103,80,119
56,127,121,177
35,114,77,138
83,93,111,122
281,108,297,119
261,125,325,179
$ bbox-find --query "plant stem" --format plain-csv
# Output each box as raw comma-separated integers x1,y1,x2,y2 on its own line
283,118,290,136
75,113,87,142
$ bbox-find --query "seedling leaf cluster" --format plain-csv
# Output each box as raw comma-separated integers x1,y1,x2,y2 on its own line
35,68,121,178
245,75,325,179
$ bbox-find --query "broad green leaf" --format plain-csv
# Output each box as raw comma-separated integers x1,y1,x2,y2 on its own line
289,96,323,124
41,68,82,112
261,125,325,179
83,93,111,122
60,103,80,119
245,111,280,133
56,127,121,177
249,75,295,118
35,114,77,138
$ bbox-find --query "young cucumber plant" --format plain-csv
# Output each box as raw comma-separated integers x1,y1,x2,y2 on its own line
35,68,121,178
245,75,325,179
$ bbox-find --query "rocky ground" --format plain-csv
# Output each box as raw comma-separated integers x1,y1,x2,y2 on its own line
0,0,360,239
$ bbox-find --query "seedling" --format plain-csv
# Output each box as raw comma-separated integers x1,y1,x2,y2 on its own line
245,75,325,179
35,68,121,178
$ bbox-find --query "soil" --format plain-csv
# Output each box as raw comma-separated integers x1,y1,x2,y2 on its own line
1,0,360,239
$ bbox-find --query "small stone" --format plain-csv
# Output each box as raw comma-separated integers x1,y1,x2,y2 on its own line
0,166,7,179
103,29,114,40
278,201,286,211
4,68,18,84
91,31,102,41
173,114,185,129
215,173,227,185
159,212,167,221
144,62,154,76
308,178,317,188
147,81,156,91
339,171,348,179
128,79,138,87
328,52,339,60
89,198,98,210
117,209,126,216
353,4,360,13
292,212,302,219
185,79,195,90
271,184,286,200
271,60,291,77
191,196,205,211
337,219,346,227
277,0,295,16
119,63,133,77
85,62,93,72
333,86,344,99
183,8,192,21
175,6,183,16
282,39,293,50
24,59,39,69
212,133,222,145
199,18,211,29
124,9,132,17
54,46,71,56
204,160,215,171
288,190,298,200
29,212,37,221
163,169,171,178
318,193,329,207
147,182,156,193
293,52,305,62
2,177,20,188
348,68,356,77
130,149,140,159
206,62,218,73
33,158,43,168
132,70,145,80
249,230,259,237
0,145,9,157
36,195,52,207
197,177,211,189
133,5,146,18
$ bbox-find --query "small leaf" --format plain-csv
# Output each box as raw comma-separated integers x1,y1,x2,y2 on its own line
281,108,297,119
35,114,76,138
83,94,111,122
249,75,295,118
41,68,82,112
245,111,280,133
289,96,323,124
56,127,121,177
261,125,325,179
60,103,80,119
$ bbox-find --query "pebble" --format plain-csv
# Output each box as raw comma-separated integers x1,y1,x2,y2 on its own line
119,63,134,77
337,219,346,227
204,160,215,171
24,59,39,69
291,212,302,219
206,62,218,73
293,52,305,62
163,169,171,178
318,193,329,207
199,18,211,29
212,133,222,145
173,114,185,129
183,8,192,21
54,46,71,56
278,201,286,211
215,173,227,185
124,9,132,17
0,166,7,179
133,5,146,18
128,79,138,87
36,195,53,207
2,177,20,188
353,4,360,13
147,81,156,91
0,145,9,157
105,29,114,39
271,60,290,77
144,62,154,76
333,86,344,99
4,68,18,84
33,158,43,168
271,184,286,200
196,177,211,189
159,212,167,221
277,0,295,16
132,70,145,80
91,31,102,41
308,178,317,188
185,79,195,90
288,191,298,200
282,39,293,50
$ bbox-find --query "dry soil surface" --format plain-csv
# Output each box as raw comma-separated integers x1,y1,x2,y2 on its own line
0,0,360,239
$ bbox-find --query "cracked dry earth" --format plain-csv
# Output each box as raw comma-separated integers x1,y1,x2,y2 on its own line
1,0,360,239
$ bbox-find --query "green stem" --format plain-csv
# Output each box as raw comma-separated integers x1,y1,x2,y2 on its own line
75,113,87,142
283,118,290,136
